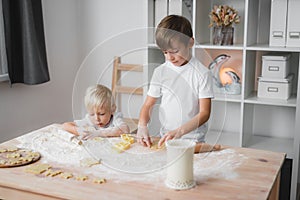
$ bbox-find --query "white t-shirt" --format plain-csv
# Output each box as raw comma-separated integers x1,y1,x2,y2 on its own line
147,56,214,142
74,112,125,130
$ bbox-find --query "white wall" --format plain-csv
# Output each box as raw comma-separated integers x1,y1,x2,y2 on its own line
73,0,147,120
0,0,147,143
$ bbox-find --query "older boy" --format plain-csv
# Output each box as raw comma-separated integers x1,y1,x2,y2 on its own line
137,15,214,147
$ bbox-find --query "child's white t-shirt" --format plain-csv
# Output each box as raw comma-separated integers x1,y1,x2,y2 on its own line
74,112,125,130
147,56,214,142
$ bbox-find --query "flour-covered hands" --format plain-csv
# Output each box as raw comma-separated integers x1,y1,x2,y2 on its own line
158,129,182,147
136,125,152,147
80,130,102,140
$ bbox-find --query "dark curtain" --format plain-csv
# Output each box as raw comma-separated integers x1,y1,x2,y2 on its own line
2,0,50,85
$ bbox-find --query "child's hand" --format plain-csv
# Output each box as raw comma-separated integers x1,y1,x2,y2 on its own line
80,130,102,140
158,129,182,147
137,125,152,147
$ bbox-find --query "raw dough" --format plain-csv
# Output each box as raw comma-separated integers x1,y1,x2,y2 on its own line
45,169,63,177
114,141,131,153
0,147,41,168
75,175,88,181
60,172,73,179
80,158,100,167
93,178,106,184
6,152,21,158
120,134,135,144
25,163,52,174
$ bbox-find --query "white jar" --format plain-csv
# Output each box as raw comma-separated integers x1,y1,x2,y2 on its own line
165,139,196,190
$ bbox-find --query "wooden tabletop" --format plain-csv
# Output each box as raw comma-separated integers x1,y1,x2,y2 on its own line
0,124,286,200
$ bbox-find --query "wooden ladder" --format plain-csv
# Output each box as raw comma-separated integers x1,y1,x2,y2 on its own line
111,56,143,133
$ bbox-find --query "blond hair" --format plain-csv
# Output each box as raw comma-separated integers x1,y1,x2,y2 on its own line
84,84,116,112
155,15,193,51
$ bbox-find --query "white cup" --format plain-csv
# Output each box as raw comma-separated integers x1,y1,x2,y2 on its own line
165,139,196,190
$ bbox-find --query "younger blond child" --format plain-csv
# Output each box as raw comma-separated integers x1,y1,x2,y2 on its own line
63,84,129,139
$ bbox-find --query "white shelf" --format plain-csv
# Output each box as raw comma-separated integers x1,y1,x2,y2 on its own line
246,135,294,159
206,130,240,147
195,44,244,50
244,92,297,107
246,44,300,52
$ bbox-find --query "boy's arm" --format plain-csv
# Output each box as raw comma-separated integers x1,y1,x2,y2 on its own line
138,96,157,126
137,96,157,147
158,98,211,146
62,122,80,136
86,124,129,138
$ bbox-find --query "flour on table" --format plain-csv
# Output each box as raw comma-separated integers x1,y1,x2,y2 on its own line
16,125,247,184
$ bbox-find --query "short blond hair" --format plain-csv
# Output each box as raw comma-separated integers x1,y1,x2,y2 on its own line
84,84,116,112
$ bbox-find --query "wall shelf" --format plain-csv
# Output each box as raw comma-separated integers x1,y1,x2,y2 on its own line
194,44,244,50
244,92,297,107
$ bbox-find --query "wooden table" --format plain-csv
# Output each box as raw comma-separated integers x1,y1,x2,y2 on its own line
0,124,286,200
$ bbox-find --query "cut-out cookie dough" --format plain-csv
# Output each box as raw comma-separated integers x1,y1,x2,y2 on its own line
112,134,136,153
45,169,63,177
0,147,41,168
25,163,52,174
60,172,73,179
80,158,100,167
93,178,106,184
6,152,21,159
114,141,131,153
120,134,135,144
75,175,88,181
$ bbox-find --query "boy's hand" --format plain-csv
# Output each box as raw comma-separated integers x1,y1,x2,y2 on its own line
137,125,152,147
158,129,182,147
80,130,102,140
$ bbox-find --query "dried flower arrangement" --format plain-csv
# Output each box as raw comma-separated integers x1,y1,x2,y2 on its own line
209,5,240,27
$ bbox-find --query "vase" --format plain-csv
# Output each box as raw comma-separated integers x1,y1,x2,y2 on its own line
213,26,234,45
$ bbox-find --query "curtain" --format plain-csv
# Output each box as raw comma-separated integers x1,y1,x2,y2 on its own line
2,0,50,85
0,0,8,75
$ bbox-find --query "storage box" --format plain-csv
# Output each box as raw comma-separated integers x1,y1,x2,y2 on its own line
257,74,293,100
269,0,288,47
262,54,290,79
286,0,300,47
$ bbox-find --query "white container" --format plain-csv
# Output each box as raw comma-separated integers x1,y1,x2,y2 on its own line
165,139,196,190
269,0,288,47
262,54,290,79
257,74,293,100
286,0,300,47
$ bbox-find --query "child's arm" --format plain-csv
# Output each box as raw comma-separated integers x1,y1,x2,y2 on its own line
62,122,80,136
137,96,157,147
158,98,211,146
81,123,130,139
90,124,129,137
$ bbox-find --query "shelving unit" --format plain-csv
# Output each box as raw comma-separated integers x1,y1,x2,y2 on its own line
146,0,299,199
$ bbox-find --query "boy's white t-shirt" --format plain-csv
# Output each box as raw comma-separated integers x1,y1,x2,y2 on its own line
74,112,125,130
147,56,214,142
